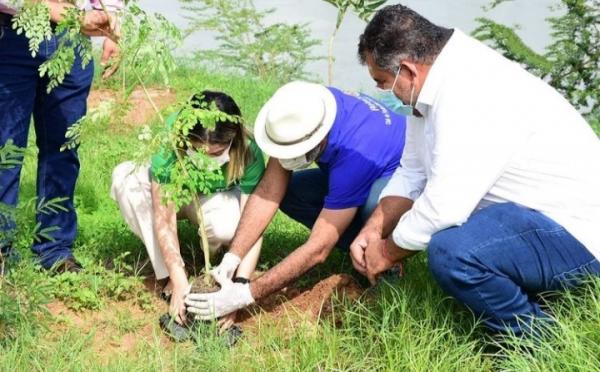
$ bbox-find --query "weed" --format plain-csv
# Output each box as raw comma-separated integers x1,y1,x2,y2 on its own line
49,253,154,311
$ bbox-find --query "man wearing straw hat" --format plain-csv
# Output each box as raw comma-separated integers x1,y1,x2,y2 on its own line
185,81,407,319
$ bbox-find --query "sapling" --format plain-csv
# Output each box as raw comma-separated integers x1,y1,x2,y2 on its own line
60,2,182,151
10,0,118,92
322,0,385,84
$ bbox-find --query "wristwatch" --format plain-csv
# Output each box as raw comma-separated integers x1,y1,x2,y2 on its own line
232,277,250,284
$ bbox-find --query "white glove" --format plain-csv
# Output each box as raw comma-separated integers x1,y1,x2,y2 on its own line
211,252,241,280
185,272,254,320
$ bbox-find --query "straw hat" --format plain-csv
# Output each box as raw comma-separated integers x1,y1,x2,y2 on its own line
254,81,337,159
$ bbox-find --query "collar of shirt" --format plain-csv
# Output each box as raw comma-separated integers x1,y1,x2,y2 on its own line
415,28,465,116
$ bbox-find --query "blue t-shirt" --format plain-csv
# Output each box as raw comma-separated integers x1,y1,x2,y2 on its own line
317,87,406,210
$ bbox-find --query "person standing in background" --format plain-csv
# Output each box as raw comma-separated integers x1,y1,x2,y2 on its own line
0,0,122,275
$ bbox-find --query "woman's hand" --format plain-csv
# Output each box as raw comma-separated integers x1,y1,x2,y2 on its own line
169,277,191,325
151,179,189,324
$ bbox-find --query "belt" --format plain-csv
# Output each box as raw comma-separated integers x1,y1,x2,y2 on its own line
0,12,12,27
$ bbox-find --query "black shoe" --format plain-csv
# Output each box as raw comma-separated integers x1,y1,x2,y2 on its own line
50,257,83,274
159,313,244,347
378,265,404,285
363,265,405,296
224,324,243,347
159,283,172,303
159,313,195,342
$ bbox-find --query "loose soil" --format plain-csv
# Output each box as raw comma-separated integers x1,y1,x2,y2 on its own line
46,273,364,362
189,275,220,294
237,274,364,330
87,88,177,129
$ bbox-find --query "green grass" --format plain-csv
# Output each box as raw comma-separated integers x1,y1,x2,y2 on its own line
1,64,600,371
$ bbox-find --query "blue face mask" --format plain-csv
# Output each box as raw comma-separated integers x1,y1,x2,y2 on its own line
378,66,415,117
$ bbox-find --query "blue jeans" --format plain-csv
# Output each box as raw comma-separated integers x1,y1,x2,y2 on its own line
280,168,390,250
428,202,600,336
0,23,94,268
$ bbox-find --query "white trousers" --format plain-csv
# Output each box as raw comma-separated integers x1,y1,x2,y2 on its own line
110,161,241,279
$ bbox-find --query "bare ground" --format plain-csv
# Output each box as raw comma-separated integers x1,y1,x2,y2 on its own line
46,298,169,364
87,88,177,129
64,88,363,358
45,274,364,361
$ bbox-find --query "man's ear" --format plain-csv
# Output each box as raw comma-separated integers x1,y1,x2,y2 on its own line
402,61,433,92
400,61,419,82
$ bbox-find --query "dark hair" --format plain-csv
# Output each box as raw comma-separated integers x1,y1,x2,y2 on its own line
358,4,453,73
187,90,252,184
188,90,242,145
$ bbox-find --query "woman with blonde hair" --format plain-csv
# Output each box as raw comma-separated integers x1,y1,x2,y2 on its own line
111,91,265,328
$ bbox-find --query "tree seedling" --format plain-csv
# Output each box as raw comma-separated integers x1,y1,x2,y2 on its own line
322,0,385,84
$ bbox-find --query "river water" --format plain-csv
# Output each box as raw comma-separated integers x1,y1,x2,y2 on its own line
138,0,559,92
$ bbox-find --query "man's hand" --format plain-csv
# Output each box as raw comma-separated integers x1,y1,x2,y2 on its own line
364,236,406,285
101,38,120,79
185,273,254,320
350,229,380,276
218,311,237,334
80,10,119,41
212,252,241,280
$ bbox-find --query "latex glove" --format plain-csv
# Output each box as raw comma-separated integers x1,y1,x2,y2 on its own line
185,273,254,320
211,252,241,280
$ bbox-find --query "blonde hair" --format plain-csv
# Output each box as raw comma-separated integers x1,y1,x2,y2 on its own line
225,125,253,185
187,90,253,185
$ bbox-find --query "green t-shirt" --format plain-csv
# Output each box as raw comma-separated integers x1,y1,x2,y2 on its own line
150,113,265,194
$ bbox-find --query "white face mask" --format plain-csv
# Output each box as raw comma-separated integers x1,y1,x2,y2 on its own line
186,142,231,170
209,143,231,167
279,145,322,171
279,156,312,171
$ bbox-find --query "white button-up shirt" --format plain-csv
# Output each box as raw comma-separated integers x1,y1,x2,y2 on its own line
380,29,600,260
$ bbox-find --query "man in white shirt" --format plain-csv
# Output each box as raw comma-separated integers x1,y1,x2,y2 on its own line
351,4,600,336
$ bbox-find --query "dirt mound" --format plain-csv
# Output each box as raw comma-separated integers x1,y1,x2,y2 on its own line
87,88,177,128
238,274,364,328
